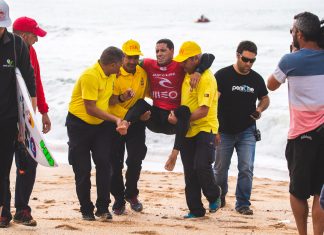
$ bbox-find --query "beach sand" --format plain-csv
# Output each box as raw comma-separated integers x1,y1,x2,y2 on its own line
3,164,306,234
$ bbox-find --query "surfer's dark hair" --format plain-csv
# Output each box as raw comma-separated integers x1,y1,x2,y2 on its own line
236,41,258,55
156,39,174,50
294,12,321,42
100,46,124,65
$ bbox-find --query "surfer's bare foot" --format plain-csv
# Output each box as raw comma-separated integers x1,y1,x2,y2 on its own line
116,120,129,135
164,149,179,171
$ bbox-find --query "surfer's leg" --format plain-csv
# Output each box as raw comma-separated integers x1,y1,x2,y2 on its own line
165,105,191,171
0,120,17,226
124,99,152,123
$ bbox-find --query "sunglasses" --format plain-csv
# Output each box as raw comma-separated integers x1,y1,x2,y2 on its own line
239,54,256,63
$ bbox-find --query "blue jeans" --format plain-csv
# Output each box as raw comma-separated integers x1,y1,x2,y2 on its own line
214,125,256,209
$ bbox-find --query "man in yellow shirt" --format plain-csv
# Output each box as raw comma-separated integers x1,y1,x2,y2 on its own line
173,41,221,218
66,46,125,222
109,40,148,215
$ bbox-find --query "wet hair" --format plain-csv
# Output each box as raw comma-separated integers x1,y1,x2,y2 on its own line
156,39,174,50
294,12,321,42
100,46,124,65
236,40,257,55
319,18,324,49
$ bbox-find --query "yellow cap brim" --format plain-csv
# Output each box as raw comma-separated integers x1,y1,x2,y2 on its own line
124,52,143,56
173,55,189,62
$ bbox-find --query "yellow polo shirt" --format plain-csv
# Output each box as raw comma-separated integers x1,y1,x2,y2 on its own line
109,65,148,119
181,69,219,137
68,62,115,125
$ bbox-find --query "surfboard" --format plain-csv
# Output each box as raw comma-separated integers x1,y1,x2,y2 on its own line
16,68,58,167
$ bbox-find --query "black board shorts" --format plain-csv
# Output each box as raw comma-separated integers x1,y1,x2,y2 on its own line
285,124,324,199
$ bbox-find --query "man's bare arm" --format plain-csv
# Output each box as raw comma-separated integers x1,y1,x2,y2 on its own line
267,75,282,91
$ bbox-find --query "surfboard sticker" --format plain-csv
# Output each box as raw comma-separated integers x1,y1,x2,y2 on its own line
16,68,58,167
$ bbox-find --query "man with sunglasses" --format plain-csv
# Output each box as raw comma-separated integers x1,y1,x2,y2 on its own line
268,12,324,235
214,41,269,215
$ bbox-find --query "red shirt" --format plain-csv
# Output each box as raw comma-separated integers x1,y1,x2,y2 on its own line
29,45,48,114
143,58,184,110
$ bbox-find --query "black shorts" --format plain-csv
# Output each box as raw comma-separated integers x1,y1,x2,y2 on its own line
285,124,324,199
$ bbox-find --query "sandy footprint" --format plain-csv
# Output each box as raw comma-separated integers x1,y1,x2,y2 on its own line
130,230,159,235
44,199,56,204
36,205,51,209
55,224,80,230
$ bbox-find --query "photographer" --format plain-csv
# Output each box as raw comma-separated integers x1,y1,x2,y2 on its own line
213,41,269,215
267,12,324,235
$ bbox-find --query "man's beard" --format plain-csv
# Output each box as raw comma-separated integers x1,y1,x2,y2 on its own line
293,35,300,49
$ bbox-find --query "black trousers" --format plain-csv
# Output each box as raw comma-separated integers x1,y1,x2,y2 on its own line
111,122,147,207
180,131,220,217
0,119,17,219
66,113,114,215
125,99,190,150
2,142,38,215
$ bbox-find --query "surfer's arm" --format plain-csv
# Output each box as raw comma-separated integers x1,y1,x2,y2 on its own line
84,99,121,124
190,53,215,88
195,53,215,74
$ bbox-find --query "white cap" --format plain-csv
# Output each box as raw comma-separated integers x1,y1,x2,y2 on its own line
0,0,11,27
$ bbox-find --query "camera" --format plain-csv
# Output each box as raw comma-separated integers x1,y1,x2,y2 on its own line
254,129,261,141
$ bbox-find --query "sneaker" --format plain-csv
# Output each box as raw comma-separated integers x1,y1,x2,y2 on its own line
112,200,126,215
0,216,10,228
82,213,95,221
236,206,253,215
209,185,222,213
112,205,126,215
13,209,37,226
126,196,143,212
95,211,112,221
221,196,226,208
209,197,221,213
183,213,200,219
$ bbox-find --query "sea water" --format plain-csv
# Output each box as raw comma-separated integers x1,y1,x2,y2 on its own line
8,0,324,180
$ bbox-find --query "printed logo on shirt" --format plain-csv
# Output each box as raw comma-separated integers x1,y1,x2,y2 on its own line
300,134,312,141
159,66,167,71
2,59,14,68
204,94,209,97
159,77,173,88
232,85,254,93
152,90,178,99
